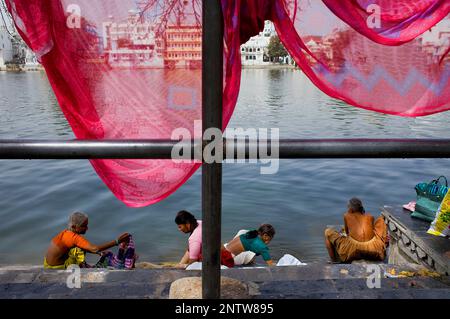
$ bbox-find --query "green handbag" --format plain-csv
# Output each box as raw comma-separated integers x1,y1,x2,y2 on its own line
411,176,448,222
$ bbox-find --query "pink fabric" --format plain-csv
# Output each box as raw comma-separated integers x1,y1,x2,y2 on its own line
6,0,241,207
268,0,450,116
403,201,416,212
188,220,202,260
5,0,450,207
322,0,450,45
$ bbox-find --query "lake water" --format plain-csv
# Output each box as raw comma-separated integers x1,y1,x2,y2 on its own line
0,69,449,265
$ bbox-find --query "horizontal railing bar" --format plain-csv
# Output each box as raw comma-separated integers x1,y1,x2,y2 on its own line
0,139,193,159
275,139,450,159
0,139,449,159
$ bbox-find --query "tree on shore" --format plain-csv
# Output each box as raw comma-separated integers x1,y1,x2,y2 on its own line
267,35,288,63
138,0,201,37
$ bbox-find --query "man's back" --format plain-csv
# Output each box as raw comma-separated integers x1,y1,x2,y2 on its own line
344,212,375,242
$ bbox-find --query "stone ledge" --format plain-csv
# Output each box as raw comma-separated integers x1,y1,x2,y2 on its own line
0,263,448,299
381,205,450,275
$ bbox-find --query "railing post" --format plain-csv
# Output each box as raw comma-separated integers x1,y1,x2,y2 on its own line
202,0,223,299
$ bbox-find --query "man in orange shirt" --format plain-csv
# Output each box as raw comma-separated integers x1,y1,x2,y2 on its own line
44,211,130,269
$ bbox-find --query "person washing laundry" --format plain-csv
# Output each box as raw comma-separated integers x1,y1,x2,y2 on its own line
175,210,235,269
223,224,276,266
174,210,203,269
44,211,130,269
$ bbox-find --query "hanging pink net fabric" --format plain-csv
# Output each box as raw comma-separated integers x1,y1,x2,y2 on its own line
6,0,241,207
235,0,449,116
321,0,449,45
5,0,449,207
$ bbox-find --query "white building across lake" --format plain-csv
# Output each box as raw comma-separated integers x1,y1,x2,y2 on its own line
240,21,276,66
103,10,164,68
0,25,40,71
0,26,13,70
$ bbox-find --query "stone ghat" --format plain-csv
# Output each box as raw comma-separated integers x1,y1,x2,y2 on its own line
0,262,448,299
381,205,450,276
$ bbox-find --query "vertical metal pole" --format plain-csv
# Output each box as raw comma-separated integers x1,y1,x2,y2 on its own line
202,0,223,299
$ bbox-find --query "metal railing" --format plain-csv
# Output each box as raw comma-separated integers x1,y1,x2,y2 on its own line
202,0,223,299
2,139,450,159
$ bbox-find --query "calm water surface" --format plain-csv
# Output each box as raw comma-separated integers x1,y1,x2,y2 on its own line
0,69,449,265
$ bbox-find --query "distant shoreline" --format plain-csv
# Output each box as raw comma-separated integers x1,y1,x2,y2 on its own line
242,64,297,70
0,67,45,72
0,65,297,72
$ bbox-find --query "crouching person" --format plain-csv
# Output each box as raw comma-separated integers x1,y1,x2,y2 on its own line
324,198,388,263
224,224,276,267
44,211,130,269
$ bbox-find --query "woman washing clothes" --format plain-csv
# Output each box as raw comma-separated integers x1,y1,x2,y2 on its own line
222,224,276,267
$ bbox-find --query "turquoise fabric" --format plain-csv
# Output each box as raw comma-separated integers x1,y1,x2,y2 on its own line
239,232,271,261
413,177,448,222
412,197,440,222
410,210,435,223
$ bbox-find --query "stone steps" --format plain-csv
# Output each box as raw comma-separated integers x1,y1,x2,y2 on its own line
0,263,448,299
0,282,170,299
0,262,417,284
255,277,450,299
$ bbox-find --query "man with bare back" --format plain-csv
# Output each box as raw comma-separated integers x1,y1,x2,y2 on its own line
325,198,388,263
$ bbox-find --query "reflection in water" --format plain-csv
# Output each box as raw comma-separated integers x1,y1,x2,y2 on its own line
268,69,282,81
1,70,450,265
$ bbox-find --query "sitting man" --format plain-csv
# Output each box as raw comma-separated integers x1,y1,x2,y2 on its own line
44,211,130,269
325,198,388,263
